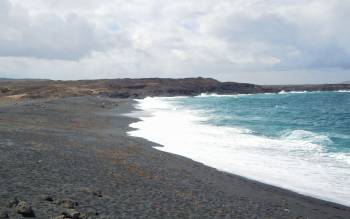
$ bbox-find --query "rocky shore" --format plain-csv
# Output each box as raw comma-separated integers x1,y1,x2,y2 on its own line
0,96,349,218
1,78,350,101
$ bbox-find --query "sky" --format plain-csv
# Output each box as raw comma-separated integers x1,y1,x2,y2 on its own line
0,0,349,84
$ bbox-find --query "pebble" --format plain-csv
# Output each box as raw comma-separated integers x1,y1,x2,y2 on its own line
51,209,88,219
59,199,78,209
7,197,19,208
0,210,9,219
41,195,54,202
62,209,81,219
92,190,103,197
51,216,66,219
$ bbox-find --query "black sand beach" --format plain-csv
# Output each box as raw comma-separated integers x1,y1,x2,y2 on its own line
0,96,349,218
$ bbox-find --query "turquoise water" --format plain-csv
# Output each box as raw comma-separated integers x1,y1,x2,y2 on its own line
129,91,350,205
177,91,350,154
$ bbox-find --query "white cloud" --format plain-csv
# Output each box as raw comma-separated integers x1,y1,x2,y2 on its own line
0,0,349,84
0,0,127,60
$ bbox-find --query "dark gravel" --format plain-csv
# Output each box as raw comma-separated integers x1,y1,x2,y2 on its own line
0,96,349,218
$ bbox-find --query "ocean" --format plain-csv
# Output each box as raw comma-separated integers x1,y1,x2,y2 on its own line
128,91,350,206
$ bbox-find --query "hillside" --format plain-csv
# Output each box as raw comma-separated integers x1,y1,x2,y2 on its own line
0,78,350,102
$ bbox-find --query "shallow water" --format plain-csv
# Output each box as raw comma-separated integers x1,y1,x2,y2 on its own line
128,91,350,206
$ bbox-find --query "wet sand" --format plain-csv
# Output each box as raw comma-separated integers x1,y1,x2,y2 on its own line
0,96,349,218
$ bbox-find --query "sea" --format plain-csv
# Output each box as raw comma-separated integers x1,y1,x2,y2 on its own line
128,91,350,206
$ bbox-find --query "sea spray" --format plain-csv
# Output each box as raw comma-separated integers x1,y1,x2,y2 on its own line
129,91,350,206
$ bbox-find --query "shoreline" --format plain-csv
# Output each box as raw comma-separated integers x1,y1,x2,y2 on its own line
0,96,349,218
127,94,350,207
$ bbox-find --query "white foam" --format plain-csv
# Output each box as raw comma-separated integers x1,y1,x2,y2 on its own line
197,93,251,97
281,130,333,145
128,97,350,206
279,90,350,94
278,90,308,94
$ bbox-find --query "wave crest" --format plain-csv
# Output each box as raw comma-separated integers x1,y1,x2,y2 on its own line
129,96,350,206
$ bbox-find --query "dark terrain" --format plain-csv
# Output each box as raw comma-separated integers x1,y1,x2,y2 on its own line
0,78,350,218
1,78,350,102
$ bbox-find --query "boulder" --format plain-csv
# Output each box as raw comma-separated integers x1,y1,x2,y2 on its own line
16,201,35,217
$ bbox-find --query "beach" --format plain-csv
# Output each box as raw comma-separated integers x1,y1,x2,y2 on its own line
0,96,349,218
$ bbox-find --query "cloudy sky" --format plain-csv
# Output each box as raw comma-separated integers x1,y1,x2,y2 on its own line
0,0,349,84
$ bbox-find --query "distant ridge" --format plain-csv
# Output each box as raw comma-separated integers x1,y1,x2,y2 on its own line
342,81,350,84
1,77,350,100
